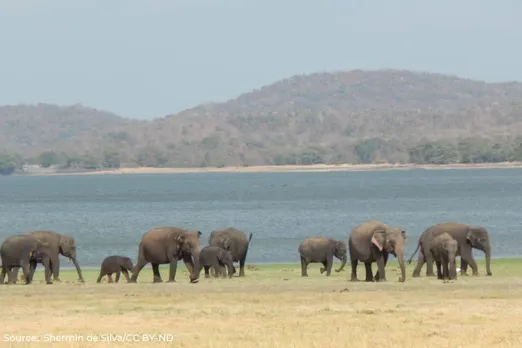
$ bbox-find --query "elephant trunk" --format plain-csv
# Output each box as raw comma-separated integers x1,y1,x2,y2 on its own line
189,248,200,283
484,244,492,276
335,254,347,272
70,253,84,282
395,243,406,282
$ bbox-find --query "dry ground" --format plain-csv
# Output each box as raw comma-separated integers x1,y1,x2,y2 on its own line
1,259,521,348
29,161,522,176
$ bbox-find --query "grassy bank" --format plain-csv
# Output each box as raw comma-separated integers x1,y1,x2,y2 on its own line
1,259,521,347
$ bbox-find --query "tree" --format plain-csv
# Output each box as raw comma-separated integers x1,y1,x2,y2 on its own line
102,150,121,169
0,152,20,175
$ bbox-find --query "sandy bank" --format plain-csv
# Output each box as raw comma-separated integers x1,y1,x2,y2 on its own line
19,161,522,177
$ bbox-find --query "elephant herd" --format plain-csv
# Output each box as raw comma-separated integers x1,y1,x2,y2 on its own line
0,220,492,286
298,220,492,282
0,226,254,285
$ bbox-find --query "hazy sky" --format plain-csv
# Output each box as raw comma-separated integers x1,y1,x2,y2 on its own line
0,0,520,119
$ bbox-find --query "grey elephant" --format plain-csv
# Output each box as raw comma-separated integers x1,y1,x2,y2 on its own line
0,234,53,285
97,255,134,283
408,222,492,278
298,237,347,276
208,227,253,277
429,233,458,281
10,230,84,283
197,246,236,278
348,220,407,282
130,226,201,283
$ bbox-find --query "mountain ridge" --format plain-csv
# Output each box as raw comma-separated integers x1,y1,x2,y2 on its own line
2,69,522,170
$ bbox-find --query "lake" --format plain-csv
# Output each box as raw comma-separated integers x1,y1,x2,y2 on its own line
0,168,521,269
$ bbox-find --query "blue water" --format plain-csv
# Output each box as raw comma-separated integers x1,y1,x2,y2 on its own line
0,168,521,269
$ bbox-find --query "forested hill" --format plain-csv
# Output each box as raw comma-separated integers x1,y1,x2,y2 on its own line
2,69,522,172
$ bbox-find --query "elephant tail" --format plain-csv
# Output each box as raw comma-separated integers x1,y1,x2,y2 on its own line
407,242,420,264
248,233,253,244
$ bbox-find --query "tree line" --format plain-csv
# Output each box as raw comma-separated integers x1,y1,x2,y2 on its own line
2,136,522,175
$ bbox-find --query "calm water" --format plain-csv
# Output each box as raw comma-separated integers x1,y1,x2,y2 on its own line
0,169,521,269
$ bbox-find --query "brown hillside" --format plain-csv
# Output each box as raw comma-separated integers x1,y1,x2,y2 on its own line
2,69,522,167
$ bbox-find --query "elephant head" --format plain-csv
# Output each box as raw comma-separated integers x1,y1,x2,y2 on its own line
31,240,51,262
466,226,492,276
334,240,347,272
180,230,202,283
221,236,231,250
122,257,134,271
371,227,407,282
59,235,84,282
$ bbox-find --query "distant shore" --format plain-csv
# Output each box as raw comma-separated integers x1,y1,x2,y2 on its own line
16,161,522,177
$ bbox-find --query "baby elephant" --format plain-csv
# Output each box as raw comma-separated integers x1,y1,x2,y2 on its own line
298,237,347,276
429,233,458,281
198,246,236,278
97,255,134,283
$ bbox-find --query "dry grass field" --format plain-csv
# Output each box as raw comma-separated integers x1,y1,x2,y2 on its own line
1,259,521,348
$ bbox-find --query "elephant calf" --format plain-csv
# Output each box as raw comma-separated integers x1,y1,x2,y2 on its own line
198,246,236,279
429,233,458,281
97,255,134,283
298,237,347,277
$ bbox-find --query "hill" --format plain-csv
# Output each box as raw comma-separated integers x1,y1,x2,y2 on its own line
2,69,522,173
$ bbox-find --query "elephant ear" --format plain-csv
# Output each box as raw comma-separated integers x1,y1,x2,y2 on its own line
371,230,386,251
465,229,475,245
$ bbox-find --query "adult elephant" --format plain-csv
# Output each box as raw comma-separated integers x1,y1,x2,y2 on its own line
130,226,201,283
208,227,253,277
298,237,347,276
10,230,84,283
408,222,492,277
0,234,53,285
348,220,407,282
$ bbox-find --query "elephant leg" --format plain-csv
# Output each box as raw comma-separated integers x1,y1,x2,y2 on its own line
374,253,389,281
442,260,450,280
460,258,469,276
412,250,425,278
211,261,221,278
219,265,227,278
424,250,436,277
96,271,104,283
324,253,333,276
350,259,359,281
435,261,443,279
21,263,32,284
167,258,178,283
364,262,373,282
300,256,309,277
6,266,17,284
129,256,148,283
107,273,114,283
115,271,121,283
375,256,386,282
51,254,61,282
239,257,246,277
204,266,210,278
320,261,327,275
152,263,163,283
0,265,7,284
460,246,479,276
122,269,131,282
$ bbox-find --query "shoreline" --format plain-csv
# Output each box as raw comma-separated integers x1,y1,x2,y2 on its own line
16,161,522,177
